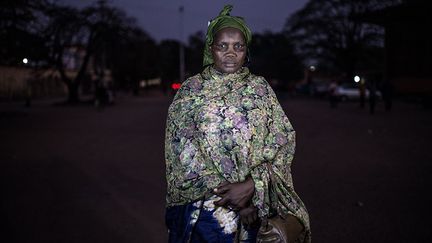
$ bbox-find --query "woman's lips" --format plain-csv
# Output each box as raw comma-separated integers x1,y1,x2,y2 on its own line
223,62,237,67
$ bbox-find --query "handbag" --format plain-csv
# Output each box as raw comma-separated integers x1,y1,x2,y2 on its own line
257,163,304,243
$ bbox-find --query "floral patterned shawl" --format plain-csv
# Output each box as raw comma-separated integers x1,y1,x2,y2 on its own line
165,66,311,242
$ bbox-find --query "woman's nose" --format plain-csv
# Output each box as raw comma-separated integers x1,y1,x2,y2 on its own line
225,46,237,56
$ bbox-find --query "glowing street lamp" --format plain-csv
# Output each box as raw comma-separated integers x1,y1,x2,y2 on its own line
22,58,28,64
354,75,360,83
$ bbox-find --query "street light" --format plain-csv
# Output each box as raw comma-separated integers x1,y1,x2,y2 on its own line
22,58,28,64
354,75,360,83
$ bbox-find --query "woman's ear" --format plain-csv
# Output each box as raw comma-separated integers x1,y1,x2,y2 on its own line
244,50,251,67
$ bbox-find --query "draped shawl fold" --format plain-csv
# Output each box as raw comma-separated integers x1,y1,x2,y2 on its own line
165,66,311,242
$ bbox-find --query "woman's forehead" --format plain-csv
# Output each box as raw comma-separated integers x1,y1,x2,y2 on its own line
214,27,245,42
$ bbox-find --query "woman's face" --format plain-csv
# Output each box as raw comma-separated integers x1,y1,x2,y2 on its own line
210,27,247,74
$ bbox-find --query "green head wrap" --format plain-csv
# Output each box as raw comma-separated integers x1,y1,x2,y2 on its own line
203,5,252,67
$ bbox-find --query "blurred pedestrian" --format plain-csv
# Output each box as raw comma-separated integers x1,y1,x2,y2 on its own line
359,79,366,109
106,79,115,105
94,77,108,110
328,80,339,108
24,77,32,108
164,5,310,243
368,79,377,114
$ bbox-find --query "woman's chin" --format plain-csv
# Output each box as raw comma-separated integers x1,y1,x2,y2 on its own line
220,65,241,74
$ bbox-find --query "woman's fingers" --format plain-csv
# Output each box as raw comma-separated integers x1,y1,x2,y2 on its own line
214,196,229,206
213,179,255,210
213,184,230,195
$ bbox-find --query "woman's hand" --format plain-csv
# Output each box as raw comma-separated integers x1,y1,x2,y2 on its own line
213,177,255,210
239,204,258,226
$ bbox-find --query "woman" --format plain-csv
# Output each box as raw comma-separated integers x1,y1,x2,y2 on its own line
165,5,310,242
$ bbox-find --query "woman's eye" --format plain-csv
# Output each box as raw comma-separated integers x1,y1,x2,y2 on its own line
213,44,227,51
235,44,245,50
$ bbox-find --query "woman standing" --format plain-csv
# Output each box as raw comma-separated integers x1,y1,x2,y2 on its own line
165,5,310,242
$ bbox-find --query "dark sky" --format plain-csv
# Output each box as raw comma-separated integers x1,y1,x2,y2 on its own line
60,0,306,42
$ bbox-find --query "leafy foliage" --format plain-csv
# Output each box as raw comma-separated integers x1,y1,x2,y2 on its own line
284,0,401,77
250,32,304,86
0,0,48,65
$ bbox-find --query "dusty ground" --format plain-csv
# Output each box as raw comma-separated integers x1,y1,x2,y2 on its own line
1,91,431,242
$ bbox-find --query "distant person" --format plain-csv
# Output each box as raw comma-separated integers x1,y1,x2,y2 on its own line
367,79,377,114
106,79,115,105
24,78,32,108
328,80,339,108
164,5,310,243
94,77,108,109
359,79,366,109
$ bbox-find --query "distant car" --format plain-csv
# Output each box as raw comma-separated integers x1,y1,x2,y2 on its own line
336,83,381,101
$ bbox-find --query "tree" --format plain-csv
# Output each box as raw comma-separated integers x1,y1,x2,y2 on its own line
42,0,137,103
185,31,205,77
43,3,86,103
284,0,401,78
109,27,159,94
0,0,48,65
1,0,158,101
159,40,180,88
249,32,304,88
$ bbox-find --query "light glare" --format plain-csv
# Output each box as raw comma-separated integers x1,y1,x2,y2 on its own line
354,76,360,82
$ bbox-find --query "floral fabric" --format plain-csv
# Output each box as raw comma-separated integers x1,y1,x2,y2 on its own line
165,66,311,242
